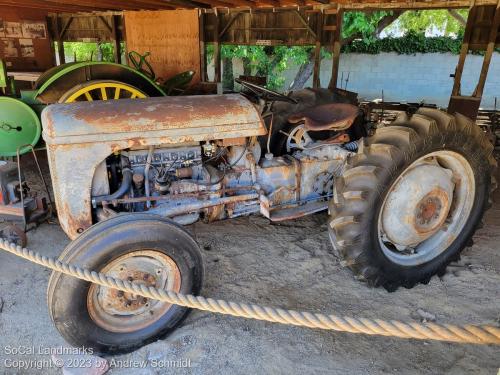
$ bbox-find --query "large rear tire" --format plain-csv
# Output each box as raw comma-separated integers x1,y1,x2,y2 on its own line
329,109,496,291
47,214,203,354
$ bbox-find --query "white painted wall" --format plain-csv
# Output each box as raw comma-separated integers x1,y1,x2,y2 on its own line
210,52,499,109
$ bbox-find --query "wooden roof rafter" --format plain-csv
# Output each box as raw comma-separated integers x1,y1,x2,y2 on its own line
3,0,499,13
0,0,174,11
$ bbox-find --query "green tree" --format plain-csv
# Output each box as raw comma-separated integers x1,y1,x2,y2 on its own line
63,42,116,62
387,9,467,36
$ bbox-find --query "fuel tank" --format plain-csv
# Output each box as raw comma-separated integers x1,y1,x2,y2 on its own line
41,94,266,240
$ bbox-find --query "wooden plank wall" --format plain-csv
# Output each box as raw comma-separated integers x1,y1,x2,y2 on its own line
124,10,200,83
0,6,54,71
204,10,319,46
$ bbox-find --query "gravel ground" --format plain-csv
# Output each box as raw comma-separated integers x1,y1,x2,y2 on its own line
0,153,499,374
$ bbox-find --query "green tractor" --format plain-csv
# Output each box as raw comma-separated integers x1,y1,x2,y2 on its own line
0,53,195,157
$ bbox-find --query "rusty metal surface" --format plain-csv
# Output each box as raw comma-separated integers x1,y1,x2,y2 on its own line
42,94,266,144
378,150,475,267
42,90,357,239
381,163,454,247
45,142,110,239
148,193,259,218
87,249,181,333
41,94,266,239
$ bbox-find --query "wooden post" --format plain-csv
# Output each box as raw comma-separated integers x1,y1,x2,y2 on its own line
111,15,121,64
214,13,221,83
312,12,323,88
55,16,65,65
199,10,208,82
473,1,500,97
451,4,477,96
328,7,342,91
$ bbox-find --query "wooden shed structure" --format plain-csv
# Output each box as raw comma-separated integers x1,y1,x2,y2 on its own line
0,0,498,118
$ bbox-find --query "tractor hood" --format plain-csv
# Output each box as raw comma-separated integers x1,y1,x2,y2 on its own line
42,94,266,146
41,94,266,240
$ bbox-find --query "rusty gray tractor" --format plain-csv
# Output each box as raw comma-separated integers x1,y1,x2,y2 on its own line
41,80,495,353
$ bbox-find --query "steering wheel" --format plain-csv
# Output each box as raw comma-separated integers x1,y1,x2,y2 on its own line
235,78,298,104
128,51,156,81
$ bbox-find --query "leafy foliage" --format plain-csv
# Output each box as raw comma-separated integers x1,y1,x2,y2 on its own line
342,31,464,54
63,42,118,62
209,44,315,90
389,9,468,36
342,11,392,40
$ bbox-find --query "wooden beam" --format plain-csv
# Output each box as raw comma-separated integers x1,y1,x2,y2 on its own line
0,0,159,11
328,7,342,90
0,0,101,12
195,0,253,7
2,0,499,12
219,12,241,37
257,0,281,6
473,0,500,97
111,15,121,63
312,11,322,88
294,9,316,38
62,0,177,10
59,16,74,39
336,0,496,10
199,10,208,81
99,16,113,33
214,13,222,82
48,11,124,17
55,16,66,64
451,3,477,96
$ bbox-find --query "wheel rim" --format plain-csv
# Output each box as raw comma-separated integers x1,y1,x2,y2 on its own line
378,150,475,266
87,250,181,333
61,81,147,103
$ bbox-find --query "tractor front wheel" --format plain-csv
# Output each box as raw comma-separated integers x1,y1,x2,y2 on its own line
329,109,496,291
47,214,203,354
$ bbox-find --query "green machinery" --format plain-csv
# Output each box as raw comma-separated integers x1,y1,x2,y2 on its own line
0,54,195,157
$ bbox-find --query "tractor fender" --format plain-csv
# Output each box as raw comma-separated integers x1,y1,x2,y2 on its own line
34,62,165,104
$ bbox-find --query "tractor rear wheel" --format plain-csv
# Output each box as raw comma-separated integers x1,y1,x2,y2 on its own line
329,109,496,291
58,80,148,103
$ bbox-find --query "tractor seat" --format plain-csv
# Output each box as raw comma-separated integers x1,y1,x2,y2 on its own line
288,103,359,131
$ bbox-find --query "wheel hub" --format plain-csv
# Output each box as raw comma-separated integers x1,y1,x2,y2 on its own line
87,250,181,333
104,269,158,316
381,162,454,247
414,192,447,231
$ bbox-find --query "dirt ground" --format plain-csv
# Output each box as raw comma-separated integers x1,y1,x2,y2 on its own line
0,153,499,374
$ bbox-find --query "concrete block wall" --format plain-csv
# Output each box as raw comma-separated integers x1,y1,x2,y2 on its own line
284,52,499,109
209,52,499,109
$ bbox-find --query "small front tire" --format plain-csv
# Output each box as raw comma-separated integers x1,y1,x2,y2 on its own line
47,214,204,354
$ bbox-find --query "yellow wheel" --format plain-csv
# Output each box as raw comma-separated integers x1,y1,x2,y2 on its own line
58,80,148,103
